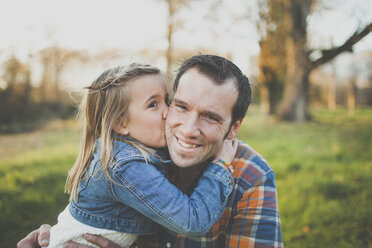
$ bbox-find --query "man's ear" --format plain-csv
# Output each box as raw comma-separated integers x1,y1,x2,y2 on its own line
113,118,129,135
227,119,243,140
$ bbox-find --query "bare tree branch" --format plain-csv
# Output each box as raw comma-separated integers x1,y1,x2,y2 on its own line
311,22,372,69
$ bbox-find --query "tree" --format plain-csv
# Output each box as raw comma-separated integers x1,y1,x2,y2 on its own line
257,0,287,114
276,0,372,121
160,0,191,75
327,61,337,110
347,75,357,116
277,0,312,121
38,46,84,102
0,55,32,124
161,0,213,76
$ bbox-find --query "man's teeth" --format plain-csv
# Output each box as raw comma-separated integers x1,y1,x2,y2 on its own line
178,139,197,148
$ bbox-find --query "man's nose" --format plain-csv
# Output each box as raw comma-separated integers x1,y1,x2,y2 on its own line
180,114,200,138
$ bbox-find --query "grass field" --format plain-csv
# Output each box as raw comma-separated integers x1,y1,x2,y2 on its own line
1,109,371,248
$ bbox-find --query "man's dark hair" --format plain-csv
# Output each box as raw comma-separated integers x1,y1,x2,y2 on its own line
174,54,251,124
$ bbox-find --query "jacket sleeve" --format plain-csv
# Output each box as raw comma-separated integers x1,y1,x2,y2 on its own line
110,160,234,236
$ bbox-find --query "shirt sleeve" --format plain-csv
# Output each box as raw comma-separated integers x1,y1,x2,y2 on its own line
111,160,234,236
225,171,283,248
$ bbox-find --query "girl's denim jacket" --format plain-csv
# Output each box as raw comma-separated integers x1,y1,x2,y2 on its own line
69,136,234,235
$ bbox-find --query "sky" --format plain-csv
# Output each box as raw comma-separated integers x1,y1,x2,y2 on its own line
0,0,168,56
0,0,371,88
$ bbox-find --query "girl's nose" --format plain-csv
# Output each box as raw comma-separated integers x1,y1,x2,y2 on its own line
162,107,168,120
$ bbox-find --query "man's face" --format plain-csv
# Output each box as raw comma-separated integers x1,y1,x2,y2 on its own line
165,68,240,168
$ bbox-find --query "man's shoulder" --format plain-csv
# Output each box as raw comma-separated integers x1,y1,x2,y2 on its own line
113,140,146,162
232,140,274,183
112,140,169,173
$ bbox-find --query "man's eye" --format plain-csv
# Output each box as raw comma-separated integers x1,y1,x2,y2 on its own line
208,116,218,122
175,104,187,110
204,115,219,123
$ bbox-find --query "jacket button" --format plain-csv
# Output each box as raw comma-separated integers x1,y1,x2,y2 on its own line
166,242,172,247
229,177,234,185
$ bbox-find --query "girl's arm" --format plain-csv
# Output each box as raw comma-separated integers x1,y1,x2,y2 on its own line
111,139,237,236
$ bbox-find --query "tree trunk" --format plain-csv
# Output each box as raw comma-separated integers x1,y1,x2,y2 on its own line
278,56,310,121
259,68,280,115
258,39,272,115
39,74,49,102
328,64,337,110
22,69,32,109
347,76,357,116
166,0,175,76
260,80,270,114
258,40,272,115
277,0,312,122
257,0,287,115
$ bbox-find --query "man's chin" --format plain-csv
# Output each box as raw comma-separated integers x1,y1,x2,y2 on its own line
169,153,199,168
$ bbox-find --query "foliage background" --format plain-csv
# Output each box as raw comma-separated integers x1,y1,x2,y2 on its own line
1,1,372,247
1,109,372,248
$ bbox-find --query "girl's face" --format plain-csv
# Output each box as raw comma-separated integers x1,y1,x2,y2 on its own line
122,74,169,148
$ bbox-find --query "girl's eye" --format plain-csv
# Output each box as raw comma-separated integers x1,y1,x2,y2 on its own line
148,101,158,108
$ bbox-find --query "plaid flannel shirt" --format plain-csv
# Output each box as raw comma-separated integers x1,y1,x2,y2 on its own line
136,140,283,248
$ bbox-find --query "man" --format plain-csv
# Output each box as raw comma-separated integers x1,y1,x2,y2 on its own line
18,55,282,248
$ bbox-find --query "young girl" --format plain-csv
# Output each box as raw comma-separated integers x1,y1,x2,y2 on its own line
46,63,236,248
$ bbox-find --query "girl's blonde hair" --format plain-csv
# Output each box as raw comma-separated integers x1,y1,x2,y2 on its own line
66,63,167,201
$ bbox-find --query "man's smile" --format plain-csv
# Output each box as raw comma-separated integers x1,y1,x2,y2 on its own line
175,136,201,149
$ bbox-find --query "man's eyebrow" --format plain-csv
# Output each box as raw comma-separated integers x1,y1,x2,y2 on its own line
172,98,188,106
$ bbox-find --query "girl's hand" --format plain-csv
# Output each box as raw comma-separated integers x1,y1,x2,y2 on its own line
215,138,238,164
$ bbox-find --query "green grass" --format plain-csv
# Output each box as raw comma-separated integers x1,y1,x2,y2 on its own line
238,108,372,247
1,109,372,248
0,120,80,248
